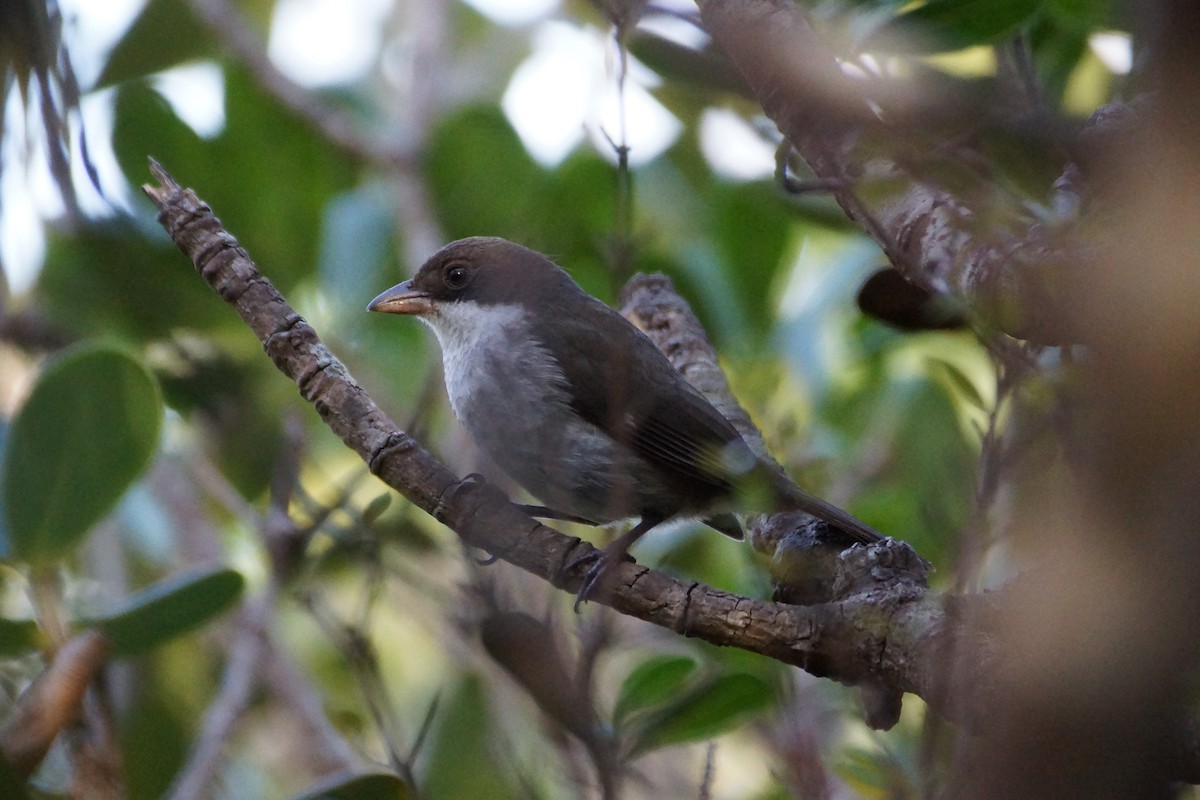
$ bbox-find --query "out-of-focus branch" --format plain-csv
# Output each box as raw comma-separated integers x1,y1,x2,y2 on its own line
166,595,273,800
695,0,1079,344
0,631,112,778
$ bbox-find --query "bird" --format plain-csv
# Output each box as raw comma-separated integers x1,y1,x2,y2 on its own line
368,237,884,606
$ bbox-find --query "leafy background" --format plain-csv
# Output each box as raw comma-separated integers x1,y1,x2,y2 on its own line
0,0,1154,798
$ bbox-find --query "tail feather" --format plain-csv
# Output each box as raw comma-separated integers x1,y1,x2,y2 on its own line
765,469,884,545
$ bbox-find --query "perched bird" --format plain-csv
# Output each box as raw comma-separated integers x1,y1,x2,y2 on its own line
368,237,883,604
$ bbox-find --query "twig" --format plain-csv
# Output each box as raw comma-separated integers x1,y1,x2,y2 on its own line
165,594,274,800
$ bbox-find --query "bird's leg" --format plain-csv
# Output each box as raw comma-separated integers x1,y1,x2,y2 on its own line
570,515,665,612
515,504,598,526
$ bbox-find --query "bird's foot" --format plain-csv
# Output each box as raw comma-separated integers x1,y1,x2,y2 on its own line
565,516,663,611
566,545,636,613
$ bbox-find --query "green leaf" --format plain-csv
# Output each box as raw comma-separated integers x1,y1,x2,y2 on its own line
613,655,699,726
2,343,163,565
0,618,43,657
360,494,393,525
927,358,987,412
95,0,213,88
0,751,30,800
872,0,1045,53
39,221,229,341
625,672,774,757
292,771,411,800
422,674,524,800
112,65,357,289
91,566,244,655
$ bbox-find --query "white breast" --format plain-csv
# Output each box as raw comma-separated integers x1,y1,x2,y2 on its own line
419,300,658,523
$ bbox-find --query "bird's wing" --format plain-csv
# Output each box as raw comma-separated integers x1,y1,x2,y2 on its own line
532,298,745,491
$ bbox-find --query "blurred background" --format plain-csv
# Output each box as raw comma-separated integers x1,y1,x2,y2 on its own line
1,0,1183,798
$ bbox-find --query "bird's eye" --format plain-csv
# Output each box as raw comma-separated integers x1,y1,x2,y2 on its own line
444,264,470,290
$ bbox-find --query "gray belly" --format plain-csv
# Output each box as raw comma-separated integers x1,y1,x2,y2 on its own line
459,389,663,524
442,332,663,523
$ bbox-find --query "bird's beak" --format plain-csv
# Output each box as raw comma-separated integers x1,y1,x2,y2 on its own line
367,281,434,315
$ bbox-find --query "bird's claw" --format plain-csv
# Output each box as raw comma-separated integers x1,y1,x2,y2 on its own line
566,547,633,613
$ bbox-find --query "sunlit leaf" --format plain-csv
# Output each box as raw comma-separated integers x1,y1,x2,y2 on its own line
927,358,988,412
2,343,162,565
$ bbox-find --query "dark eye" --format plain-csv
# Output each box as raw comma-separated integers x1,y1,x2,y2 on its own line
444,264,470,290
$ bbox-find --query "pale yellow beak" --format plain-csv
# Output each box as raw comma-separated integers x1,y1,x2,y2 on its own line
367,281,434,315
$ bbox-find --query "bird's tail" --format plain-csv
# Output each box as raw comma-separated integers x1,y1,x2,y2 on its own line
758,465,885,545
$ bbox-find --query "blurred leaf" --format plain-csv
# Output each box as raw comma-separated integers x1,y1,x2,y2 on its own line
0,618,42,657
292,771,411,800
39,221,228,341
424,106,546,243
871,0,1045,53
96,0,213,88
1028,15,1091,105
927,358,987,411
480,611,598,744
613,654,698,726
839,372,976,562
1047,0,1119,30
2,343,163,565
425,105,616,294
0,751,30,800
360,494,393,525
422,673,523,800
151,342,290,499
113,65,357,288
0,418,7,558
121,670,190,800
625,672,774,757
709,182,792,343
90,566,244,655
